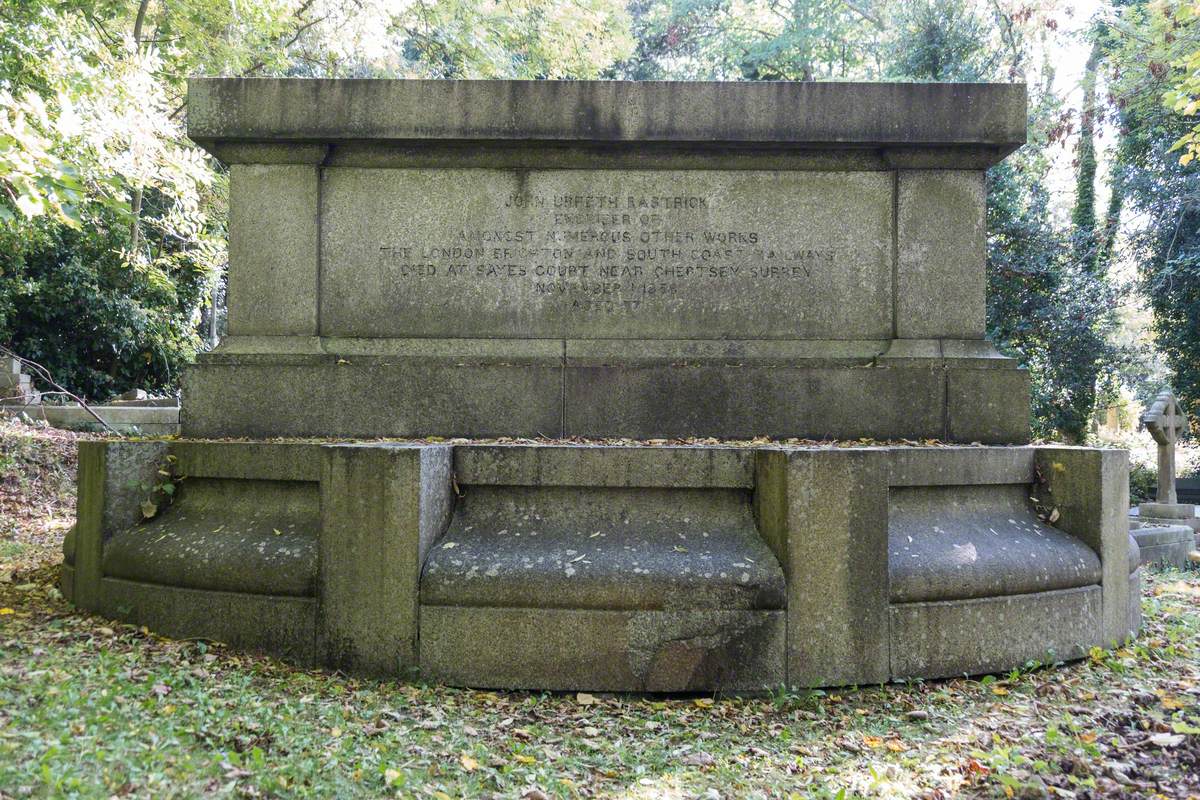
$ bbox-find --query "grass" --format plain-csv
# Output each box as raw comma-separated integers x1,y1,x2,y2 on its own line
0,421,1198,798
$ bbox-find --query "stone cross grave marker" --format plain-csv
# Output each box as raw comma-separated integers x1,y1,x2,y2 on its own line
1142,388,1191,505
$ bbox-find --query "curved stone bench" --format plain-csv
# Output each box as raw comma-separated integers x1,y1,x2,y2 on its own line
62,441,1139,691
889,484,1101,603
101,479,318,597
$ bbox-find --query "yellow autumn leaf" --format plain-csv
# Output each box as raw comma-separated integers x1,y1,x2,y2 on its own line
514,754,536,764
1162,695,1186,710
885,739,905,752
863,735,884,747
991,686,1010,696
0,608,13,615
460,754,480,771
694,698,714,708
1079,732,1098,743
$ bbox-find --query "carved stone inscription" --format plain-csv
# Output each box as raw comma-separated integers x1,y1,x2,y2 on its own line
320,169,893,340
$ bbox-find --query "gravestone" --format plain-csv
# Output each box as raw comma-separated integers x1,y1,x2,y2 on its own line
1139,388,1193,516
63,80,1139,692
0,358,38,406
1130,388,1198,566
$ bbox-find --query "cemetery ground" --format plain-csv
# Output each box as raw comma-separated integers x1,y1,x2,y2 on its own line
0,421,1198,799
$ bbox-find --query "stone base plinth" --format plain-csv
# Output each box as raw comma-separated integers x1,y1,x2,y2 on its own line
182,336,1031,444
65,440,1135,691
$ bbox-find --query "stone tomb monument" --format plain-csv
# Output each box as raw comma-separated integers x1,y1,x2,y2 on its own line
62,80,1139,691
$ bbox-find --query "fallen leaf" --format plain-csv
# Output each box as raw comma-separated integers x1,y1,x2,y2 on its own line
460,754,480,771
1148,732,1184,748
140,500,157,519
576,692,599,705
0,608,13,615
1161,695,1186,710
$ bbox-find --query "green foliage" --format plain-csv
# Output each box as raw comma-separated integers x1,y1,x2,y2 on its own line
618,0,886,80
0,0,316,397
1107,0,1200,425
0,209,208,399
1164,2,1200,164
883,0,994,81
1130,461,1159,504
395,0,634,78
986,154,1124,441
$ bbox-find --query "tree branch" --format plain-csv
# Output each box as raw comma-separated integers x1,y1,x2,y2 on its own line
0,346,119,434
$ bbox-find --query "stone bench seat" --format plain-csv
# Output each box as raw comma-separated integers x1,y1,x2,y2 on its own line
102,477,319,598
420,486,785,611
889,485,1102,604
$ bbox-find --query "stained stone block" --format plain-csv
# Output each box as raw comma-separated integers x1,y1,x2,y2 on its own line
890,586,1101,680
1035,447,1135,646
896,171,986,340
319,445,453,676
70,441,167,610
755,448,890,688
419,606,785,692
228,163,320,336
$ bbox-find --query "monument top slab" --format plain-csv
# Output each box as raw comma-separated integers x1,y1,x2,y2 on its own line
188,79,1025,162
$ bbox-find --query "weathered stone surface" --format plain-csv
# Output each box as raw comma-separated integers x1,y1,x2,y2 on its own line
98,578,317,665
564,363,946,441
181,78,1031,443
189,80,1026,158
319,445,453,676
72,441,167,611
888,446,1035,486
183,351,1033,442
756,448,890,688
103,478,319,597
890,586,1101,680
1035,447,1136,646
182,358,563,439
228,164,319,336
421,486,784,611
454,444,754,488
896,171,986,339
321,168,892,340
946,368,1032,444
419,605,785,692
1138,501,1196,520
171,441,323,482
889,484,1102,603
